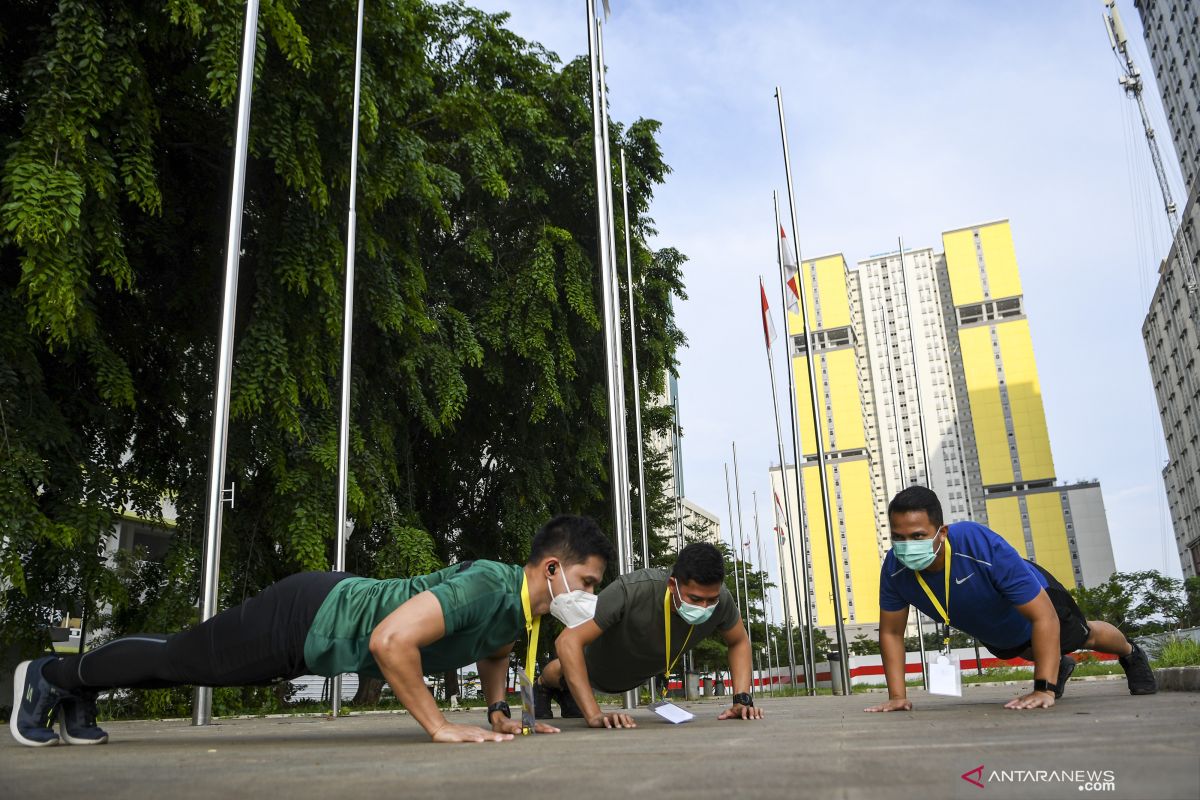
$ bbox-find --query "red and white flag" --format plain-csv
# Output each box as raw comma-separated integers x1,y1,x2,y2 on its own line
760,277,777,349
773,490,789,542
780,226,800,314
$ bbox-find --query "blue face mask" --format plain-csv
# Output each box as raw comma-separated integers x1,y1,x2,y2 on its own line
893,531,944,571
673,583,717,625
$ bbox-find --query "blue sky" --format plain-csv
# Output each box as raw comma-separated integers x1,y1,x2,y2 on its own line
467,1,1184,581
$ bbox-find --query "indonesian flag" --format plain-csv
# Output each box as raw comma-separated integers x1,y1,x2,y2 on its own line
773,490,788,542
780,226,800,314
760,277,776,349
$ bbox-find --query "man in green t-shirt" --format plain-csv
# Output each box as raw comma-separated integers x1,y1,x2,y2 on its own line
536,542,765,729
11,515,613,748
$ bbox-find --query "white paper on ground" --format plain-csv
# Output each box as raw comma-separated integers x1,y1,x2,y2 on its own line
649,701,694,724
927,653,962,697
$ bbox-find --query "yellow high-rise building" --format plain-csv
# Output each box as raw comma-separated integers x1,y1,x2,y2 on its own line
941,220,1076,586
772,254,883,636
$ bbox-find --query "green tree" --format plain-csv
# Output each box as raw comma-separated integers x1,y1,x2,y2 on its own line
0,0,686,697
1071,571,1188,636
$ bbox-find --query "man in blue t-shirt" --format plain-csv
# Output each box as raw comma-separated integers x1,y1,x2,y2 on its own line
865,486,1156,713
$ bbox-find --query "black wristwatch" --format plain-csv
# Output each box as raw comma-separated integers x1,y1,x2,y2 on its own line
1032,679,1058,695
732,692,754,707
486,701,511,724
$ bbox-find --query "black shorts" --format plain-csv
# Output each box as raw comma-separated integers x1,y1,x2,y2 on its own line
982,561,1091,660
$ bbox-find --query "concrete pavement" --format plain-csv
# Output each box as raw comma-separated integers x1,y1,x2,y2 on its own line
2,681,1197,800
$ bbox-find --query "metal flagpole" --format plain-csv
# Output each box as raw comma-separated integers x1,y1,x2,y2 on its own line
774,87,851,693
619,149,653,697
587,0,636,710
672,387,685,550
597,20,634,580
772,193,816,693
620,148,650,573
731,442,754,689
752,494,775,695
194,0,261,727
331,0,366,719
770,492,799,690
760,274,801,691
723,464,744,616
897,236,933,688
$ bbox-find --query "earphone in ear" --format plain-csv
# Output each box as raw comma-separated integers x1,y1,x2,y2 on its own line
548,562,557,574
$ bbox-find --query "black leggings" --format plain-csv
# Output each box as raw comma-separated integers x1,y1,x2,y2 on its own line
42,572,351,691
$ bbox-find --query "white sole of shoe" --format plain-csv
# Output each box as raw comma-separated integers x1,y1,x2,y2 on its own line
9,661,59,747
58,717,108,746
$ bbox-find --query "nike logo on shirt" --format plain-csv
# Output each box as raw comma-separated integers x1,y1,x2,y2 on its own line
955,573,975,585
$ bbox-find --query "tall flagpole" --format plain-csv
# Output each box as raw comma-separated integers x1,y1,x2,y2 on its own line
761,276,803,692
732,442,754,690
771,492,799,690
752,493,775,694
897,236,933,686
194,0,261,727
772,193,816,693
620,147,652,697
723,464,744,617
620,148,650,572
876,269,927,688
774,87,851,693
331,0,366,719
589,1,636,710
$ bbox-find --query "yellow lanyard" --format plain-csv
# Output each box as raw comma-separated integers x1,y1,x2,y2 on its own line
520,574,541,682
913,538,952,652
662,586,695,697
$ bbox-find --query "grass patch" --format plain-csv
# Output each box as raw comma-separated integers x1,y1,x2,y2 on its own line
1152,638,1200,668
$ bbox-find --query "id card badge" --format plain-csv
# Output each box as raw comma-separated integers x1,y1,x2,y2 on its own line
517,671,536,734
927,652,962,697
648,700,694,724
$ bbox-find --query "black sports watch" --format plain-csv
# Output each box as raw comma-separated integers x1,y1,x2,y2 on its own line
487,701,511,724
732,692,754,707
1032,679,1058,695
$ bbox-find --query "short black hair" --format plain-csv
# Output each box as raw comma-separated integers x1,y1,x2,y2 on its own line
887,485,944,528
527,515,615,568
671,542,725,586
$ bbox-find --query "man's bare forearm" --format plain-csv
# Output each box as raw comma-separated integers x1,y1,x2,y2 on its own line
373,641,447,736
557,637,602,720
880,630,908,699
727,637,753,695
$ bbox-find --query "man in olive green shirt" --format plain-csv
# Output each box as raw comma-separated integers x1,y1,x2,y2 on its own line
537,542,764,729
12,515,613,748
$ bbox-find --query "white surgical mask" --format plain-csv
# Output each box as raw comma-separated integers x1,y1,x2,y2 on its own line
547,569,597,628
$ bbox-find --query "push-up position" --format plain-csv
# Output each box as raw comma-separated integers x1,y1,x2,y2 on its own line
11,515,613,746
864,486,1155,713
537,542,764,728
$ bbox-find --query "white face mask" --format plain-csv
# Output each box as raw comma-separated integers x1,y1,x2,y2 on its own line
547,569,597,628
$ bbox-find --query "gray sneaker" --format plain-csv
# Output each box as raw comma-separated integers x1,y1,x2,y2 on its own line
9,657,68,747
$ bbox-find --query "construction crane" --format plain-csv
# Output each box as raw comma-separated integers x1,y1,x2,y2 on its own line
1102,0,1198,294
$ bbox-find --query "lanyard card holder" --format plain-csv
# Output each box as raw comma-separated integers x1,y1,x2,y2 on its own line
927,652,962,697
517,670,536,734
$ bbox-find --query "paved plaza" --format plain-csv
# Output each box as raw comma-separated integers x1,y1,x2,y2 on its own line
3,681,1197,800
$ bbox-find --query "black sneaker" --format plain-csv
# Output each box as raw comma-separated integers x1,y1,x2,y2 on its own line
1055,655,1076,699
1118,642,1158,695
9,657,68,747
555,685,585,719
57,690,108,745
534,679,554,719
